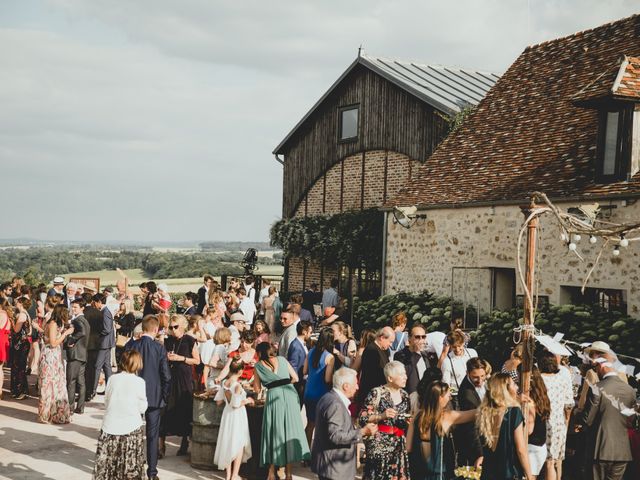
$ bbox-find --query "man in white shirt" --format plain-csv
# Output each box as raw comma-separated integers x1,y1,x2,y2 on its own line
103,287,120,317
238,287,256,325
278,305,300,357
440,330,477,391
258,278,271,312
243,275,256,304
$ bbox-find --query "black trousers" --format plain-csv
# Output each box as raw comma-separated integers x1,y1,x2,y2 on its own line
66,360,85,410
146,407,163,478
91,348,112,395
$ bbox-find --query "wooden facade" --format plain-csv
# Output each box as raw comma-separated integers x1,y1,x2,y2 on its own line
277,63,450,218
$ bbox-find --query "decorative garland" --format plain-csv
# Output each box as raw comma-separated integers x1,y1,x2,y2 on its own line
269,208,384,269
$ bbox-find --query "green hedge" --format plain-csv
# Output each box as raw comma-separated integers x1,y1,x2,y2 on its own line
354,291,640,368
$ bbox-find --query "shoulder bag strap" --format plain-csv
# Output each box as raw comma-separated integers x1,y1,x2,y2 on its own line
448,355,460,390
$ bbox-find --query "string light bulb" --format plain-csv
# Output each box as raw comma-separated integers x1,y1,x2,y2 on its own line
560,233,568,242
568,242,577,251
620,236,629,248
574,234,582,242
589,235,597,244
613,246,620,256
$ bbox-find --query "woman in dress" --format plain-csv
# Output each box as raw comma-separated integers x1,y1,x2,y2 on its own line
94,349,147,479
252,319,270,346
538,350,573,480
160,314,201,457
205,327,231,389
10,296,33,399
407,381,477,480
261,286,277,339
525,367,551,479
476,373,534,480
38,304,74,423
331,320,357,369
0,299,13,399
303,328,335,446
253,342,309,480
216,330,258,384
214,358,254,480
114,298,137,365
358,360,411,480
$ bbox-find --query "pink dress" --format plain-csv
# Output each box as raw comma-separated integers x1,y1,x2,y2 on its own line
0,311,10,362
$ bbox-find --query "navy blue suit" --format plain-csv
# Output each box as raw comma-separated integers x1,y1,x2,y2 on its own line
287,337,307,405
127,335,171,478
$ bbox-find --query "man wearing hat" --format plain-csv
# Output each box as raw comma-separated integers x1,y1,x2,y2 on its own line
228,312,246,352
48,276,65,298
581,341,637,480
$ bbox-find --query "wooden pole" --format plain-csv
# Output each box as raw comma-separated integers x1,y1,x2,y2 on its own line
520,200,538,439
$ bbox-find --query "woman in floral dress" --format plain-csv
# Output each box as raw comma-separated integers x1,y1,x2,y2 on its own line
38,304,74,423
358,360,411,480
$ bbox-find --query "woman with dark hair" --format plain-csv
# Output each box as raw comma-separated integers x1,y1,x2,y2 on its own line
253,319,271,346
10,296,33,399
407,380,476,479
538,350,573,480
38,304,74,423
216,329,258,383
142,281,158,316
0,298,13,399
410,367,444,415
303,328,336,445
331,320,356,369
254,342,309,480
525,367,551,479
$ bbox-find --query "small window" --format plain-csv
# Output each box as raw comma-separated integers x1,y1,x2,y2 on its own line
596,105,633,182
559,285,627,313
339,105,359,141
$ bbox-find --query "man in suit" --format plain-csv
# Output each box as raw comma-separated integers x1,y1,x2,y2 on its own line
581,353,636,480
312,367,377,480
90,293,114,398
181,291,197,316
356,326,394,405
66,298,90,414
394,324,431,394
83,293,103,401
196,274,214,315
456,357,489,468
287,320,313,404
127,315,171,480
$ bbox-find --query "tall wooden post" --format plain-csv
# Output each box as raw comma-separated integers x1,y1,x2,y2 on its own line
520,201,538,418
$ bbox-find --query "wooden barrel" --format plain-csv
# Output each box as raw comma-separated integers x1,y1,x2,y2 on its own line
190,394,224,471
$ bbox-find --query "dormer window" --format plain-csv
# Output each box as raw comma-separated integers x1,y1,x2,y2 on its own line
338,105,359,141
596,104,635,182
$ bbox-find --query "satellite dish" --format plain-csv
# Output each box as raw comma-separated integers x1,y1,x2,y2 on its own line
393,206,420,229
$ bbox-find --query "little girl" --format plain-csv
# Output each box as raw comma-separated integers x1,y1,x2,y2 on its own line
214,359,253,480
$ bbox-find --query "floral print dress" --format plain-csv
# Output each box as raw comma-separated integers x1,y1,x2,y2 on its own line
358,385,411,480
542,371,573,460
38,324,71,423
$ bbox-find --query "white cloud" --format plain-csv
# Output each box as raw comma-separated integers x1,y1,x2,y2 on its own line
1,0,638,241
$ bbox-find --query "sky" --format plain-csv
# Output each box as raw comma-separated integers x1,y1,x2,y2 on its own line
1,0,638,243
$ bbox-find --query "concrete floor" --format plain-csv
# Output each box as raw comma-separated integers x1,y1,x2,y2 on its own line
0,368,314,480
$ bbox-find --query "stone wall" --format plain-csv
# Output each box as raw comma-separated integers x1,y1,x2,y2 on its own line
288,149,420,292
384,200,640,316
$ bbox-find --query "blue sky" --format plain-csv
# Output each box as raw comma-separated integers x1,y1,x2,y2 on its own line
1,0,638,242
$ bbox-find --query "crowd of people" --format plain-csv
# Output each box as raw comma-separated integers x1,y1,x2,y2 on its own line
1,274,639,480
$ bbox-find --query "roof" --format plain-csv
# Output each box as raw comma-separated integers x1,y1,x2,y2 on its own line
574,54,640,102
273,54,499,155
614,56,640,99
385,14,640,210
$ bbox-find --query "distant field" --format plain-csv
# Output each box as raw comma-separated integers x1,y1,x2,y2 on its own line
65,264,283,293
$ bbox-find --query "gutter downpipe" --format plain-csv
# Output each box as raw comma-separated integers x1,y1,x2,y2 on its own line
274,154,284,165
381,211,388,295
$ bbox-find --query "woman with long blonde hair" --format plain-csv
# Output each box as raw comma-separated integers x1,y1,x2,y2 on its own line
406,381,476,479
476,373,533,480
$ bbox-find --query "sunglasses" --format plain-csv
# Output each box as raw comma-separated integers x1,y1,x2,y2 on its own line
412,335,427,339
168,325,179,330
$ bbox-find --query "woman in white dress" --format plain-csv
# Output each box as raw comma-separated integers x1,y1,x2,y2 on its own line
214,358,254,480
205,327,231,389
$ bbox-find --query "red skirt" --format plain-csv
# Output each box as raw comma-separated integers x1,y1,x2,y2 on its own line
0,329,10,362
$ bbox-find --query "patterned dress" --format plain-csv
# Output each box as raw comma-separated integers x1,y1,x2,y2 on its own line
358,385,411,480
10,318,31,397
542,371,574,460
38,323,71,423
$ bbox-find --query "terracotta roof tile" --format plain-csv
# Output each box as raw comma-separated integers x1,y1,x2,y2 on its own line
386,15,640,209
614,56,640,99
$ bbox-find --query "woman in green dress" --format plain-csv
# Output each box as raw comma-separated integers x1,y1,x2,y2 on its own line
254,342,310,480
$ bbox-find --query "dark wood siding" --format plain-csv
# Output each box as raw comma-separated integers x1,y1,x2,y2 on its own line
281,64,450,217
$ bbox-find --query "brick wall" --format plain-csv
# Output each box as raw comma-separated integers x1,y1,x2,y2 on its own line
287,149,415,292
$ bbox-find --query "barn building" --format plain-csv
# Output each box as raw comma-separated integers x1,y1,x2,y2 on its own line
273,53,499,297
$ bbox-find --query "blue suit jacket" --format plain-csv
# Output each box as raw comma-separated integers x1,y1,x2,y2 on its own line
98,307,115,350
287,337,307,378
127,335,171,409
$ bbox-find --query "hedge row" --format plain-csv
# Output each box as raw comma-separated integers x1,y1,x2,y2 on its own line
353,291,640,368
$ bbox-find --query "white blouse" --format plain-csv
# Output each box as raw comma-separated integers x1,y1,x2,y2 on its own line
101,372,148,435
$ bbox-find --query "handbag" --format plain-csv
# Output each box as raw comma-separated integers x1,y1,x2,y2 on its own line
116,334,130,348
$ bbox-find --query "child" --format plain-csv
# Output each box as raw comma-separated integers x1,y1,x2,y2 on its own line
213,359,254,480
